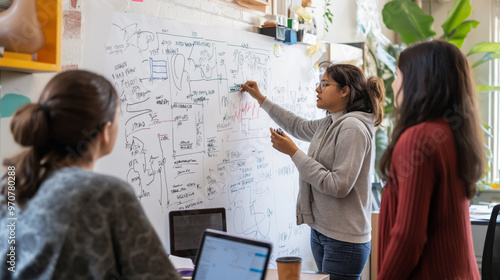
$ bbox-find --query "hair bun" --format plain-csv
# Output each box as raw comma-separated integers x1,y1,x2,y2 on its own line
10,103,50,147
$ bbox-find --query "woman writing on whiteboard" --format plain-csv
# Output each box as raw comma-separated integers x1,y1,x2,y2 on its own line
0,70,181,279
377,41,484,279
241,62,385,280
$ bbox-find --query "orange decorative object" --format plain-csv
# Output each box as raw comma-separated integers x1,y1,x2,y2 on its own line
0,0,45,54
302,0,312,8
0,0,61,73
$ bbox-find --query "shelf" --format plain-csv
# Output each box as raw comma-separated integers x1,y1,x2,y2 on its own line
235,0,268,13
236,0,268,6
0,0,62,73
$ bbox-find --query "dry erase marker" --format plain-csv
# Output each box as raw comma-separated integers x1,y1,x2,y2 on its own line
274,128,283,135
231,84,243,93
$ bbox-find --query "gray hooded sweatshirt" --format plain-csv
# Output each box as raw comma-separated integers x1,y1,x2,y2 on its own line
261,98,373,243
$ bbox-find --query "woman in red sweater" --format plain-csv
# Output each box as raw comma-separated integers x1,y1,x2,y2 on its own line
377,40,485,279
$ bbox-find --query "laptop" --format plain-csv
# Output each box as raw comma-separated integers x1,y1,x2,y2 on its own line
192,229,272,280
169,207,227,261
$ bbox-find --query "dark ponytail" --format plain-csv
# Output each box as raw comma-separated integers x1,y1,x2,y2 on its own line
2,103,53,202
2,70,118,204
366,76,385,126
320,62,385,126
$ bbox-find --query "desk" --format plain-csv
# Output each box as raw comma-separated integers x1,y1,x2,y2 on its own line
470,203,496,273
265,269,329,280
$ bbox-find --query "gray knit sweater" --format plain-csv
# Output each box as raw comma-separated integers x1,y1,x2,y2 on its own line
0,167,181,280
261,98,374,243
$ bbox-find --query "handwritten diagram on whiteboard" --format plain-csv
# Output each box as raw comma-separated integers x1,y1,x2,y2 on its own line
95,12,323,269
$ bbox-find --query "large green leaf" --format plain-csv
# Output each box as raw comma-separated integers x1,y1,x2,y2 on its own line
441,0,472,36
476,85,500,93
446,20,479,48
472,52,500,67
468,42,500,55
382,72,395,116
374,127,389,181
382,1,436,45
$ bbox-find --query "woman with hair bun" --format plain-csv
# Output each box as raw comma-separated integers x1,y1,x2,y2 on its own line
0,70,181,279
241,62,385,279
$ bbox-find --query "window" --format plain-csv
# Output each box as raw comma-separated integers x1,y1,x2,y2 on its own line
488,0,500,183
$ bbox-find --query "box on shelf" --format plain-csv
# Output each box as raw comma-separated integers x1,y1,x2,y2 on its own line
259,26,286,41
297,30,317,45
284,29,297,45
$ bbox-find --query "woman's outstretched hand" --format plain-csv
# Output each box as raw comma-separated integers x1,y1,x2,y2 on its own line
241,82,297,156
269,128,299,158
241,81,266,105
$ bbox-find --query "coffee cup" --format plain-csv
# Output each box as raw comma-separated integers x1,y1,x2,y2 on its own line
276,256,302,280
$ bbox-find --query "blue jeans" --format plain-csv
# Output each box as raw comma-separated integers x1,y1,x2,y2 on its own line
310,229,371,280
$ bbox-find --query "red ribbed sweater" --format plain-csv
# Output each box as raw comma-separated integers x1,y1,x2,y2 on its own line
377,119,480,280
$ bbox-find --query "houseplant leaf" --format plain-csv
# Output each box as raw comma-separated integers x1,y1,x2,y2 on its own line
441,0,472,36
374,127,389,181
382,1,436,45
472,52,500,68
467,42,500,55
446,20,479,48
376,45,397,74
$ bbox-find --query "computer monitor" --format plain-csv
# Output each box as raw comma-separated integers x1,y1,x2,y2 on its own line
169,207,226,261
192,229,272,280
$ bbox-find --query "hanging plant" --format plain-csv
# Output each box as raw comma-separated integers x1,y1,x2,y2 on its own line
323,0,333,33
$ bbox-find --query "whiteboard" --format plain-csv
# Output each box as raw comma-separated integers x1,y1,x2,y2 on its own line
94,12,324,270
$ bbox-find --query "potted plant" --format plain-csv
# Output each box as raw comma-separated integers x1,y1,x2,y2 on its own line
369,0,500,190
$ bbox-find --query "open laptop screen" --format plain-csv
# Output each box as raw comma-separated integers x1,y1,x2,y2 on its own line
192,229,272,280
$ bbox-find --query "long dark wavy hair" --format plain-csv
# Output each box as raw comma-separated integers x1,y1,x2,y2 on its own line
379,40,485,199
320,62,385,126
1,70,118,204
